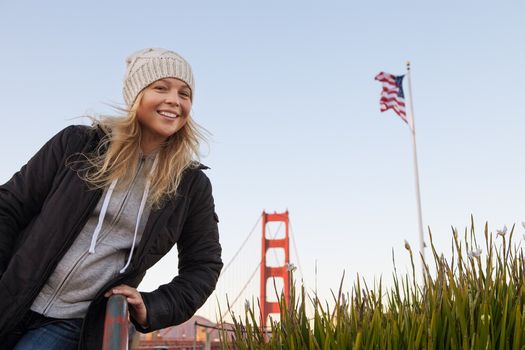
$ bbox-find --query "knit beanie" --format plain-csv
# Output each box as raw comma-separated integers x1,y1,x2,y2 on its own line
123,48,195,108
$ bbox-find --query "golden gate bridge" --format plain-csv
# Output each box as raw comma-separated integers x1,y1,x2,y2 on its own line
196,210,304,328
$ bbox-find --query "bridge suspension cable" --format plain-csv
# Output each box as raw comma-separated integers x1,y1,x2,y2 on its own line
289,219,304,281
221,217,285,319
220,214,262,277
221,259,261,320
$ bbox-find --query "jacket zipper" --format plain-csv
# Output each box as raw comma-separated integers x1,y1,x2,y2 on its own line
108,158,144,227
40,159,145,314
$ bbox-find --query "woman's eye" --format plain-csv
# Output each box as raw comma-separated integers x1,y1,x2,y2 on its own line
153,85,167,91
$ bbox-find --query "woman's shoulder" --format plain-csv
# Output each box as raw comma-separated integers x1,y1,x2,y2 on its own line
182,162,213,191
186,162,210,178
59,124,100,138
52,124,103,152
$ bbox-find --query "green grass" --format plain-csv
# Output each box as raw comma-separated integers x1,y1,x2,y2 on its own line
220,218,525,349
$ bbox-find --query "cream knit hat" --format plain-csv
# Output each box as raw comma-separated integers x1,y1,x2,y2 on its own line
123,48,195,108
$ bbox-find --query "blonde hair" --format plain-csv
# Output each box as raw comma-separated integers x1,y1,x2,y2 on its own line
78,91,207,207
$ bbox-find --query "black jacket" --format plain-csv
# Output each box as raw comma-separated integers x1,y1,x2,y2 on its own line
0,125,223,348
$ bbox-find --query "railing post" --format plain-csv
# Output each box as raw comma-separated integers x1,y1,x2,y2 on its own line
193,321,197,350
205,329,211,350
102,295,129,350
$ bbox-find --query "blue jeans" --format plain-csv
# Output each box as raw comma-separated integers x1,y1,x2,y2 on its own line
12,318,83,350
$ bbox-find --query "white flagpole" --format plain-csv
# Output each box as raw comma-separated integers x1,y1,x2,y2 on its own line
405,61,426,268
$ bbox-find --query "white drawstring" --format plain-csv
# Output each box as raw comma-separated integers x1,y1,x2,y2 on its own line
88,179,118,254
120,155,158,273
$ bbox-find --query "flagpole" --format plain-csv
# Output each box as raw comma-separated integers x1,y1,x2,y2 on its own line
405,61,426,269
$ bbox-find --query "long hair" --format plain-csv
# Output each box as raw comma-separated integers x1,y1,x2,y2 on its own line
78,91,207,207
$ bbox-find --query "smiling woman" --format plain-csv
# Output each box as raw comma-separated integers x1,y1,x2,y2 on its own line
0,48,222,350
137,78,193,153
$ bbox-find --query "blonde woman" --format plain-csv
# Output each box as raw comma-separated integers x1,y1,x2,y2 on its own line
0,48,222,349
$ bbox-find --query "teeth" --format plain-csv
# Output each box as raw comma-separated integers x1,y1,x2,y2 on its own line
158,111,178,118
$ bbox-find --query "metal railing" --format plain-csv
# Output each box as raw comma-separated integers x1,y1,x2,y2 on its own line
102,295,129,350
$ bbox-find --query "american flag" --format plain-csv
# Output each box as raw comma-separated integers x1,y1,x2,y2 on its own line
374,72,407,123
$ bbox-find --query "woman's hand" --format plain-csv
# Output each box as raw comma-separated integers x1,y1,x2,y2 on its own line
105,284,148,328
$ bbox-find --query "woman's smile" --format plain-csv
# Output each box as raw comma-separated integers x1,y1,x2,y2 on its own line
157,110,179,119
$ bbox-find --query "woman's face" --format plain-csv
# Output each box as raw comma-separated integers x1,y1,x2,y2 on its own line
136,78,192,150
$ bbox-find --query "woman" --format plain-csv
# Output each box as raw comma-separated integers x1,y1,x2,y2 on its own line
0,48,222,349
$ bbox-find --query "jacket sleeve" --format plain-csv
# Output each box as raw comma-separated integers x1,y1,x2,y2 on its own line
0,126,79,275
138,172,223,331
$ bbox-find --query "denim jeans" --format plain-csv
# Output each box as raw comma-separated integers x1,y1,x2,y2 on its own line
13,319,83,350
2,311,83,350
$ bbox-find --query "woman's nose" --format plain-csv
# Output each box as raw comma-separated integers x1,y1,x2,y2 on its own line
164,92,180,105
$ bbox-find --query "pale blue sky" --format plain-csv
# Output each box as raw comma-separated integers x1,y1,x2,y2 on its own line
1,1,524,321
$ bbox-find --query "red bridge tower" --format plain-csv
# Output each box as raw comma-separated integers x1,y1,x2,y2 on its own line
260,210,290,329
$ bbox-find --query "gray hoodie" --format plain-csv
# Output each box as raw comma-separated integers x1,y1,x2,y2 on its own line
31,154,156,318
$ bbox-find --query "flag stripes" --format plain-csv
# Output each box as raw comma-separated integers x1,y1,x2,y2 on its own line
374,72,407,123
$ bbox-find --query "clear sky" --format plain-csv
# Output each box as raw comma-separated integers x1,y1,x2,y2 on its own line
1,1,524,322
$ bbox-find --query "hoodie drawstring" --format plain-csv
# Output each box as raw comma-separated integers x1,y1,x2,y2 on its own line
88,178,118,254
88,155,158,274
120,155,158,273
